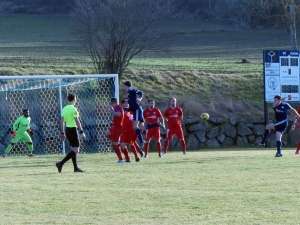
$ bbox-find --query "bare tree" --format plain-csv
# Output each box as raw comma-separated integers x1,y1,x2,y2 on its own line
282,0,298,50
72,0,177,80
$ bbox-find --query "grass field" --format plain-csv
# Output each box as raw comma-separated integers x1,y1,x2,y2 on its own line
1,149,300,225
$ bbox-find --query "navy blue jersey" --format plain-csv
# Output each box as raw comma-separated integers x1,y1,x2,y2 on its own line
274,102,292,121
127,87,143,109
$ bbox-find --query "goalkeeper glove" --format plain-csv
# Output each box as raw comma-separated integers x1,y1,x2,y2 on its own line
11,131,16,138
27,129,34,136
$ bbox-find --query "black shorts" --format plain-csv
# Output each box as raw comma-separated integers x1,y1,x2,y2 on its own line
65,127,80,147
274,119,288,133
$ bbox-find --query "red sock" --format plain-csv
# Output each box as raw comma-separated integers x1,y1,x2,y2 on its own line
121,147,131,161
297,142,300,151
134,141,140,152
144,142,150,155
181,140,186,152
156,142,162,155
113,144,123,160
164,140,169,152
130,144,138,158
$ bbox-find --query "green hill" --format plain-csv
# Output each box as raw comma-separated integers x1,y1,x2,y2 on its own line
0,14,294,119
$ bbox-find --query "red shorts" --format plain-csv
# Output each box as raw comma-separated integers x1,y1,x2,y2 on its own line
145,127,160,141
120,131,137,144
111,126,123,142
166,127,184,140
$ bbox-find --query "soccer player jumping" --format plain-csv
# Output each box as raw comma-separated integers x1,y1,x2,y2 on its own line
3,109,35,158
123,81,146,148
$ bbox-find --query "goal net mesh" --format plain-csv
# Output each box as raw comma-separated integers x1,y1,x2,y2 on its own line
0,75,117,156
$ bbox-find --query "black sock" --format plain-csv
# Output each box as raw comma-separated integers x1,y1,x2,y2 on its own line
72,154,79,170
60,151,76,165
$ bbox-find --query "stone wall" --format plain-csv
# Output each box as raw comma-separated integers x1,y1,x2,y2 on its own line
154,117,300,150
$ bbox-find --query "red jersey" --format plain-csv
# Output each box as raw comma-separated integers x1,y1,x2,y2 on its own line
143,107,163,124
122,111,135,133
297,106,300,114
113,105,124,127
164,106,183,128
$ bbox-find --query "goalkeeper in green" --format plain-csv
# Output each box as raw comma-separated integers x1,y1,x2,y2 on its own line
3,109,35,158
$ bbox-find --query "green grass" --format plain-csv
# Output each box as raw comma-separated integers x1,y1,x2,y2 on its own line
1,149,300,224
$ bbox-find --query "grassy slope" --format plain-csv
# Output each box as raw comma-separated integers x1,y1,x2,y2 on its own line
0,14,295,118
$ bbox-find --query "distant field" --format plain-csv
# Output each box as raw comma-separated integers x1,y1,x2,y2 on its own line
0,13,296,117
1,150,300,225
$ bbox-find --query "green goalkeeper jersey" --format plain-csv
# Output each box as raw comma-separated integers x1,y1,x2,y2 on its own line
13,116,31,134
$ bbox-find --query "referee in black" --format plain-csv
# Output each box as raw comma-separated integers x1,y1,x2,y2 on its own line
56,93,86,173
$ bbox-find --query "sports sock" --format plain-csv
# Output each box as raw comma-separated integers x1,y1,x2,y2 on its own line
72,154,79,170
135,128,144,143
261,129,270,144
113,144,123,160
180,140,186,152
121,147,130,161
5,144,13,154
297,142,300,151
276,141,281,154
134,141,141,153
130,144,138,158
156,142,162,155
27,144,33,153
144,142,150,155
60,151,76,165
164,140,169,153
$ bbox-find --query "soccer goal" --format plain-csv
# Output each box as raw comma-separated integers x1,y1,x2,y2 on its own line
0,74,118,156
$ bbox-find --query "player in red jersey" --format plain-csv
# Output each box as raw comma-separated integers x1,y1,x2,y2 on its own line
107,97,126,163
143,100,165,158
120,106,140,162
291,105,300,154
163,97,187,155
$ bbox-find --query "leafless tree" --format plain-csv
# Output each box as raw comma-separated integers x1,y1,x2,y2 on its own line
72,0,178,80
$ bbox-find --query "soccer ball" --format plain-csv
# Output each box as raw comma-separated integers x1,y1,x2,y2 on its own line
201,113,209,121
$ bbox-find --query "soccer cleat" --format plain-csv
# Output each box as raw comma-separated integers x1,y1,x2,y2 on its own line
56,162,62,173
3,154,7,158
135,157,140,162
144,154,148,158
139,150,145,157
125,160,131,163
159,154,163,158
74,168,84,172
183,151,187,155
117,160,125,164
295,150,300,155
162,151,167,156
255,142,265,147
275,153,282,157
28,153,34,157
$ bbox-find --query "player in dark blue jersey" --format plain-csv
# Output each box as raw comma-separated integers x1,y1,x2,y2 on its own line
256,95,300,157
123,81,146,148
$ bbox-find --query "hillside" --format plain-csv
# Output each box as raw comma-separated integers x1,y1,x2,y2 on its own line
0,14,296,119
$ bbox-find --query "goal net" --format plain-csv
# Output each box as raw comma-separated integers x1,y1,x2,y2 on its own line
0,74,118,156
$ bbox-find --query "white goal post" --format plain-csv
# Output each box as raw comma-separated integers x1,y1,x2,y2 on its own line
0,74,118,156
